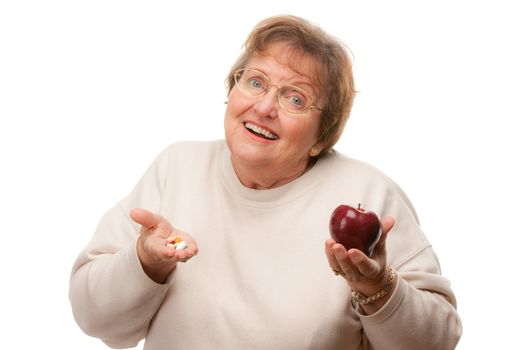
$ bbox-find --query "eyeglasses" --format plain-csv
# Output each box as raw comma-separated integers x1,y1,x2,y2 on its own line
233,69,323,115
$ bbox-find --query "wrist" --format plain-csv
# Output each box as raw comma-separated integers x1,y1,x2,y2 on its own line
351,267,396,305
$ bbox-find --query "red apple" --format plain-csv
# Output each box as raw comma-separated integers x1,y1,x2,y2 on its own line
329,203,382,257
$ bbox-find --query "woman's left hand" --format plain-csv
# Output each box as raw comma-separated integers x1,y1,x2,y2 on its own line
325,216,396,313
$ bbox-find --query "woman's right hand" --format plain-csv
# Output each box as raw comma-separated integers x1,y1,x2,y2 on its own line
130,208,198,284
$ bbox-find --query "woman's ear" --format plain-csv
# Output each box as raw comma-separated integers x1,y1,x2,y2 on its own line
309,143,324,157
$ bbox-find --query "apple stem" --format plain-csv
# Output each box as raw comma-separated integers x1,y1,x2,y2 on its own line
358,203,361,210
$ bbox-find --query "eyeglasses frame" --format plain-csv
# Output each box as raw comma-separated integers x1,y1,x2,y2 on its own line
232,68,323,115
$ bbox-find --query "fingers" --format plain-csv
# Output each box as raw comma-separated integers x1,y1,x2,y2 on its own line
372,215,395,255
165,234,200,261
325,217,392,281
349,249,381,276
130,208,159,229
325,239,341,271
334,246,361,277
325,239,360,277
325,216,395,295
380,216,396,236
172,244,199,263
352,217,394,277
157,240,198,262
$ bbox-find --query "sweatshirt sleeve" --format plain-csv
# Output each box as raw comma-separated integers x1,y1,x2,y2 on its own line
358,179,462,350
69,146,174,348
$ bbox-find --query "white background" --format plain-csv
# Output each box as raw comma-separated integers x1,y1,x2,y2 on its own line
1,0,523,349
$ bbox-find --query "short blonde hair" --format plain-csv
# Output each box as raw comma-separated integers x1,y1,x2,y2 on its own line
226,15,356,157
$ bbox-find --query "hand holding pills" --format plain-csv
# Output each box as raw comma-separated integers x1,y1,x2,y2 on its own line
166,235,189,250
130,208,199,283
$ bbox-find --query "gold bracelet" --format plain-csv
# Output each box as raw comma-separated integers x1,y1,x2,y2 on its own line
351,267,396,305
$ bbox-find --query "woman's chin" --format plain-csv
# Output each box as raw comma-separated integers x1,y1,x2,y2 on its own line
231,148,273,166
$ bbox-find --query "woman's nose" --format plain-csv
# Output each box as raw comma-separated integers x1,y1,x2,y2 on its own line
253,86,279,119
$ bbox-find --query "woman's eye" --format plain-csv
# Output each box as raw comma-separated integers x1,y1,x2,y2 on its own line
248,78,264,89
281,86,308,110
283,91,307,110
290,95,305,107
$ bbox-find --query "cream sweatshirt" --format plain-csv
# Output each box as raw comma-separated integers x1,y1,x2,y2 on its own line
70,140,462,349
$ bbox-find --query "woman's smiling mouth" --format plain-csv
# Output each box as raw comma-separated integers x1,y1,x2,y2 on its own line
244,122,279,140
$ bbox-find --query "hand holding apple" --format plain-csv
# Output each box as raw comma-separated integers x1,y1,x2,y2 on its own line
329,203,381,257
325,213,396,313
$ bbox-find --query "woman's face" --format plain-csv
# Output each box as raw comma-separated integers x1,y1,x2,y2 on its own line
224,43,324,176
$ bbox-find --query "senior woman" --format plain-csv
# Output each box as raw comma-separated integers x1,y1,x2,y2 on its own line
70,15,461,349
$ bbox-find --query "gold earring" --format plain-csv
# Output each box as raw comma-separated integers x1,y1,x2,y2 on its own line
310,146,319,157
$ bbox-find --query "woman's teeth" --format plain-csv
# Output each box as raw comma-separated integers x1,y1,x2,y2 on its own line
244,122,278,140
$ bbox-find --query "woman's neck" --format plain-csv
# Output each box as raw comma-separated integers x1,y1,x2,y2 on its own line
230,156,316,190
